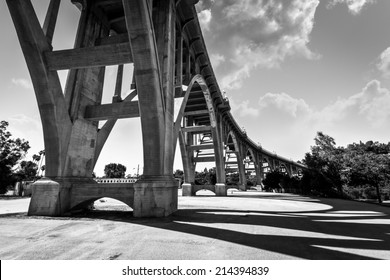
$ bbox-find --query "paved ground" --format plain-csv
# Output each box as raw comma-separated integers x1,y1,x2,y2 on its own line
0,190,389,260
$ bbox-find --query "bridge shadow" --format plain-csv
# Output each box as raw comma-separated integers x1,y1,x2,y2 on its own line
75,196,390,260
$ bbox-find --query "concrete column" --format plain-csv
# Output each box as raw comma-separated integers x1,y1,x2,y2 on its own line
182,183,194,196
133,176,178,217
7,0,109,216
237,144,247,191
215,183,227,196
124,0,178,216
180,116,196,196
255,153,263,189
214,114,226,190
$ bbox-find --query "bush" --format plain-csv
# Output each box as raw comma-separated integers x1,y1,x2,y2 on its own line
263,170,284,192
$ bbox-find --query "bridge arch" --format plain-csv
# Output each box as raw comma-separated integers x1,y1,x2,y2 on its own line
224,131,241,188
68,181,135,211
279,163,291,176
71,196,133,212
176,75,225,196
262,156,272,178
244,147,258,187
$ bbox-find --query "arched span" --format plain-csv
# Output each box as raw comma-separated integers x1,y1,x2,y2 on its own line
174,74,217,136
70,182,135,210
224,131,240,173
262,157,272,177
70,196,133,212
225,131,240,186
245,148,257,166
243,147,258,188
176,74,225,186
225,131,240,152
279,163,291,176
244,147,257,171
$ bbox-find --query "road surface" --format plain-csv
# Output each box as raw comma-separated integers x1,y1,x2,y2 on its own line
0,190,389,259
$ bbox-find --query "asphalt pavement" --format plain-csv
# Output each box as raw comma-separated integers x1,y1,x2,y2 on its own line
0,190,389,260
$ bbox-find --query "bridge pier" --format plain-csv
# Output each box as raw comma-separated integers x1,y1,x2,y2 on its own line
133,177,178,217
28,178,72,216
215,183,227,196
182,183,194,196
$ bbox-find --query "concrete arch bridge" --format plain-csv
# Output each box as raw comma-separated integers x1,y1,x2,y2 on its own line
7,0,306,217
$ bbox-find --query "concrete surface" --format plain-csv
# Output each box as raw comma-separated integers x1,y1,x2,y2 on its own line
0,190,389,260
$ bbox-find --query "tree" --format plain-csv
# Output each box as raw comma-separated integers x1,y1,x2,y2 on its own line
173,169,184,180
14,160,38,181
0,121,30,194
104,163,127,178
226,172,240,185
262,170,284,192
303,132,344,197
302,132,390,201
194,168,216,185
344,151,390,203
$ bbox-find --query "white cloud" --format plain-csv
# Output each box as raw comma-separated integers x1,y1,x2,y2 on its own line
327,0,375,15
11,78,33,89
258,92,312,117
209,53,225,69
230,80,390,129
198,9,212,31
8,114,41,129
225,80,390,160
377,47,390,79
197,0,320,90
229,98,259,118
357,80,390,127
307,80,390,128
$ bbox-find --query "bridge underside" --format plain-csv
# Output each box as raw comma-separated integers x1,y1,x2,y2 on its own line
7,0,306,217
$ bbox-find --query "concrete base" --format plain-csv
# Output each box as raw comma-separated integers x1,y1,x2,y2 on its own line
28,177,101,216
182,183,193,196
133,176,178,217
28,177,72,216
215,183,227,196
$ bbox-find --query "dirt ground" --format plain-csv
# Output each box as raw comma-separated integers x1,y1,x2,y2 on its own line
1,190,390,260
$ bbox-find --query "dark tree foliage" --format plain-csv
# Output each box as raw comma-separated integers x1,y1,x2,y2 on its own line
303,132,344,196
195,168,216,185
226,172,240,185
14,160,38,181
104,163,127,178
343,150,390,203
173,169,184,186
0,121,30,194
302,132,390,202
262,170,285,191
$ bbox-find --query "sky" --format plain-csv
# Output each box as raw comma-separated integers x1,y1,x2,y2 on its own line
1,0,390,177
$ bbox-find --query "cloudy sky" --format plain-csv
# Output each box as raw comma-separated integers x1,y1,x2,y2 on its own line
1,0,390,176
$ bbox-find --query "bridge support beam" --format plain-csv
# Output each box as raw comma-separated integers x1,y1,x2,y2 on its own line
237,144,247,191
124,0,178,216
215,183,227,196
255,154,264,189
7,0,110,216
28,178,71,216
182,183,194,196
133,177,178,217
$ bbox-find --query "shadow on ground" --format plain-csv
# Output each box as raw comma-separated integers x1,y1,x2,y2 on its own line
71,195,390,260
